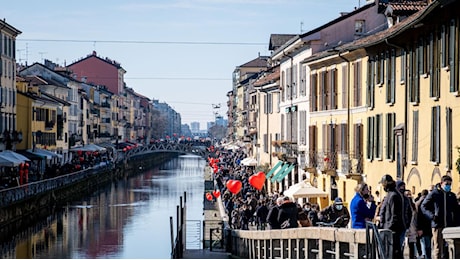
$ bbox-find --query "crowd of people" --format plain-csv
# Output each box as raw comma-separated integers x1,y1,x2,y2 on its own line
211,146,460,259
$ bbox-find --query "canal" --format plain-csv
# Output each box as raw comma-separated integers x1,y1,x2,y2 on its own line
0,155,206,259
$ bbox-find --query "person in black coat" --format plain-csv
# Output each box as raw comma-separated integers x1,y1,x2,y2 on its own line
421,175,460,259
266,197,283,229
255,200,269,230
379,174,404,259
414,189,431,259
277,196,299,229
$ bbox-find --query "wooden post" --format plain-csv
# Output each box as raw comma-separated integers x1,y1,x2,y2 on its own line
170,216,174,258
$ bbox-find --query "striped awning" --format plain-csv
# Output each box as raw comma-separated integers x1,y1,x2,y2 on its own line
270,162,290,183
273,163,296,182
265,161,283,179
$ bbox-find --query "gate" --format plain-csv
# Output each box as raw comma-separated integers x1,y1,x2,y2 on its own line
186,220,202,249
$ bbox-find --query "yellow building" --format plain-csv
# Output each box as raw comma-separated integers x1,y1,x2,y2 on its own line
304,0,460,199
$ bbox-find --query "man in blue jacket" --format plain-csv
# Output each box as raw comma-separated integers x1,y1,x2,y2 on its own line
421,175,460,259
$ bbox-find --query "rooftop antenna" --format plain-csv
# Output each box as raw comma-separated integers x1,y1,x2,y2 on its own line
300,21,305,33
38,52,47,62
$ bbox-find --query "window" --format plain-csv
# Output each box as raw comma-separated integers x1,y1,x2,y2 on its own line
430,32,440,99
408,45,420,104
446,107,452,170
353,123,363,164
366,116,374,160
449,18,458,92
292,64,298,99
339,123,348,153
355,20,365,35
386,49,396,104
300,64,307,96
375,114,382,159
342,64,348,109
263,134,268,153
411,110,419,163
310,73,318,112
353,61,362,107
281,71,285,102
367,59,375,109
299,110,306,145
430,106,440,164
286,67,292,100
386,113,395,160
309,125,317,166
330,68,338,110
440,24,448,68
401,49,406,83
320,70,328,110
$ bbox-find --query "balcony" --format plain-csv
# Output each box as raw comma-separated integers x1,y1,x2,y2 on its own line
304,151,364,179
101,102,111,108
45,120,55,129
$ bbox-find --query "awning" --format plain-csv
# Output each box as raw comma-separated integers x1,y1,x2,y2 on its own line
266,161,283,179
0,150,30,167
32,148,63,159
270,162,290,182
17,150,46,160
273,163,296,182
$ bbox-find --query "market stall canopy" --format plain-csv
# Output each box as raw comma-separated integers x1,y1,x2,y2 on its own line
70,144,106,152
240,157,257,166
27,148,63,159
283,180,328,199
0,150,30,167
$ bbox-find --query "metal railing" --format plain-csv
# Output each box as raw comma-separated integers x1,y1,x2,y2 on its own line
365,221,391,259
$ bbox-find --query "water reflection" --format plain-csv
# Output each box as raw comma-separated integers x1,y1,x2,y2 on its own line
1,155,205,259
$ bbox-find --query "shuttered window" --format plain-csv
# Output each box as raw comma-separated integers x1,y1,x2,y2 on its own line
430,106,440,164
330,68,338,109
299,110,306,145
386,50,396,104
310,73,318,112
375,114,383,159
411,110,419,163
367,59,375,109
300,64,307,96
449,18,458,92
446,107,452,169
342,64,348,109
353,61,362,107
430,32,440,99
386,113,395,161
366,116,374,160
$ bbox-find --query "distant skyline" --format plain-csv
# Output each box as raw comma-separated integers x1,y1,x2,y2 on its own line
6,0,369,128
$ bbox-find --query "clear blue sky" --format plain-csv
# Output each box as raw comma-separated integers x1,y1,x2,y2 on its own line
5,0,367,129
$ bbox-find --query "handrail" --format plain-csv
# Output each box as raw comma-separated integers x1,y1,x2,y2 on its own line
365,221,388,259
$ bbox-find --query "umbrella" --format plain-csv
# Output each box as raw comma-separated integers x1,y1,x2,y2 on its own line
283,180,328,199
241,157,257,166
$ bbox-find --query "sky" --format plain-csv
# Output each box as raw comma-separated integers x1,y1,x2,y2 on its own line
5,0,368,129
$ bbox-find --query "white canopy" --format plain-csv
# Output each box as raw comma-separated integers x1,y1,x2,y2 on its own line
0,150,30,167
283,180,328,199
240,157,257,166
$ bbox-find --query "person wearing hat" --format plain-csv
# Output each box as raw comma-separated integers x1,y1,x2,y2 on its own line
318,197,350,227
379,174,404,259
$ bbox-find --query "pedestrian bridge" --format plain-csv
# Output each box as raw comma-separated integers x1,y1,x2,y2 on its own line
124,142,210,159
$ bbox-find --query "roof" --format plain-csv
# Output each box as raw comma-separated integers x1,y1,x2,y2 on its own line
0,19,22,36
238,56,269,68
379,0,429,14
67,51,124,70
303,0,437,64
254,66,280,87
269,34,297,51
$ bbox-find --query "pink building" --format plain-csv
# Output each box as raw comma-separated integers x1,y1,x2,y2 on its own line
67,51,126,95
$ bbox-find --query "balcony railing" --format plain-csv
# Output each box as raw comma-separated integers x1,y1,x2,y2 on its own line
304,151,364,178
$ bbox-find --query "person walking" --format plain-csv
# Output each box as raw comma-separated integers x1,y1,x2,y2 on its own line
379,174,405,259
421,175,460,259
350,182,374,228
266,197,283,229
277,196,299,229
415,189,432,259
396,180,413,255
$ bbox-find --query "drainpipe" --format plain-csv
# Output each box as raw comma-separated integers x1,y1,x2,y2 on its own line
385,38,407,177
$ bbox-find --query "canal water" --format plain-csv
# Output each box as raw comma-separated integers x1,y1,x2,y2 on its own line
0,155,206,259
